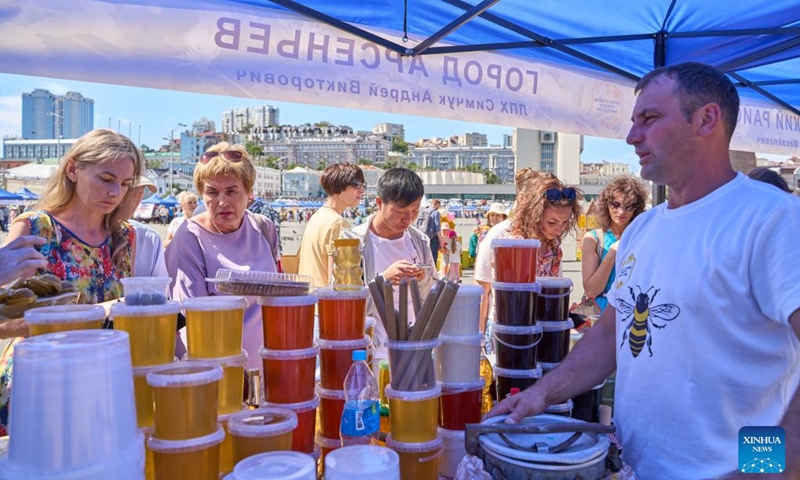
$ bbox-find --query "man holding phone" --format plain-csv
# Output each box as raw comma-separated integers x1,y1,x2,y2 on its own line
349,168,437,347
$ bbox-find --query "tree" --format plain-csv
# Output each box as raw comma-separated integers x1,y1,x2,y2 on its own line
384,160,398,169
406,162,418,171
484,169,500,184
357,158,373,166
265,156,280,170
391,137,409,154
316,160,327,171
314,121,333,128
139,144,152,153
245,141,263,160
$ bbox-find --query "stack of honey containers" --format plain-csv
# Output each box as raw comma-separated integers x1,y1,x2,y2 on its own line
489,239,544,401
537,276,577,417
314,285,370,461
434,284,485,479
490,240,578,418
258,291,320,461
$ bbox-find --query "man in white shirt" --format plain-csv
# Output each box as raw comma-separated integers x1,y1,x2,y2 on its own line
489,62,800,479
350,168,437,347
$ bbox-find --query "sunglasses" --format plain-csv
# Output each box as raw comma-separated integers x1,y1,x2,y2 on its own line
610,200,638,212
544,188,577,203
349,181,367,190
200,151,244,164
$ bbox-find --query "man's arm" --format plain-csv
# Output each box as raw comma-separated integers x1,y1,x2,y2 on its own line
487,305,617,423
778,309,800,477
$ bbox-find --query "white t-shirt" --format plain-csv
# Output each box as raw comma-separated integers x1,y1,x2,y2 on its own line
368,230,419,325
167,216,186,236
448,240,462,265
608,173,800,479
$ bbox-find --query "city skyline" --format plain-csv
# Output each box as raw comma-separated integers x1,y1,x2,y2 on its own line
0,73,791,170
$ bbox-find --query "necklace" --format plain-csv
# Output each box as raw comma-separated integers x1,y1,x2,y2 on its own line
209,218,225,235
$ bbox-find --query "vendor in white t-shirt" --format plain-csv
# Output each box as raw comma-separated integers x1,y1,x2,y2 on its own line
350,168,437,348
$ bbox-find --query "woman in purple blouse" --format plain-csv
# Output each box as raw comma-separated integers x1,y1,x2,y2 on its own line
165,143,279,368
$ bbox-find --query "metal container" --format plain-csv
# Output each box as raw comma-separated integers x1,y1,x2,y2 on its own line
465,414,613,480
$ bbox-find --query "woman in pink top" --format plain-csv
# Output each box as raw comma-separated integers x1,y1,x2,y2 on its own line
165,143,279,368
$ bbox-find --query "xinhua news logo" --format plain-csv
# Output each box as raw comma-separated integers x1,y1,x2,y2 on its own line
739,426,785,474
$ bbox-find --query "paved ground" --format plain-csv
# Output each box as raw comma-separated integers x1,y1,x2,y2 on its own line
1,218,585,299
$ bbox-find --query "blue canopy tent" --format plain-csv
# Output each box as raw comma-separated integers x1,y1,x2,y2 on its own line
161,195,180,206
140,193,163,205
0,189,23,202
0,0,798,203
14,188,39,200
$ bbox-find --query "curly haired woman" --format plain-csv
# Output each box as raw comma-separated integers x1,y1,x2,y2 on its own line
581,175,649,311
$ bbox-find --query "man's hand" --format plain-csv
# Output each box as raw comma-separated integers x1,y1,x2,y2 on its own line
485,385,548,424
382,260,422,285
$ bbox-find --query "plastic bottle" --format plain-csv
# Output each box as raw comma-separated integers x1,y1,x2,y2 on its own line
340,349,380,446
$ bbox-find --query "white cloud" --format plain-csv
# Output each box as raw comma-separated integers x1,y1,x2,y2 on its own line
0,95,21,138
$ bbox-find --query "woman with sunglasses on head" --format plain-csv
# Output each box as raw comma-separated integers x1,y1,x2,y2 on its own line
165,143,279,368
581,176,648,312
297,162,366,288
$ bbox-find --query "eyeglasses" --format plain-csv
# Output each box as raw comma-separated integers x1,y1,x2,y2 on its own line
609,200,638,212
349,181,367,190
544,188,577,203
200,151,244,164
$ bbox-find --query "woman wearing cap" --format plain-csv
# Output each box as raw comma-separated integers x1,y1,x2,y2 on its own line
165,142,279,368
468,202,507,260
581,176,648,312
164,191,199,249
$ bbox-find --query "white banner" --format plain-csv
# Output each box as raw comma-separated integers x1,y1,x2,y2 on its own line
0,0,796,155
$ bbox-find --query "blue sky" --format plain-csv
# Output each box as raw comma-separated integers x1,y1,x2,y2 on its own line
0,73,788,168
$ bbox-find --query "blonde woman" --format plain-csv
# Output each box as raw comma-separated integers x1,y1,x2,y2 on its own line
164,191,199,248
7,129,143,303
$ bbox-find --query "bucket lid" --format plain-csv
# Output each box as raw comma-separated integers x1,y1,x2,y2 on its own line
384,338,441,350
146,361,224,388
110,299,182,318
233,451,316,480
493,366,543,379
545,399,574,413
184,350,249,367
492,323,542,335
385,435,443,453
539,361,559,372
259,345,319,360
437,427,466,440
182,296,247,311
132,363,171,377
491,281,541,293
25,304,107,324
228,408,298,438
324,445,400,474
537,319,575,331
314,430,341,449
15,329,128,354
261,394,320,413
491,238,541,249
438,333,483,346
478,413,610,466
147,425,225,453
314,286,369,300
384,384,441,401
258,294,318,307
439,378,485,393
315,383,346,400
537,276,574,289
317,335,371,350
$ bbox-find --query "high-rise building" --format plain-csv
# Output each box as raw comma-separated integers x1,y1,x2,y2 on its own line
222,106,279,134
458,132,488,147
21,89,93,140
513,129,582,184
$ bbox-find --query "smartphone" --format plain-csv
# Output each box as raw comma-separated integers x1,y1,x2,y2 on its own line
414,263,431,268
